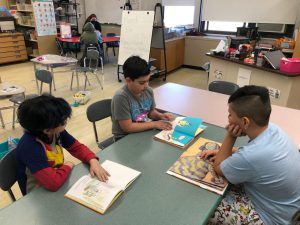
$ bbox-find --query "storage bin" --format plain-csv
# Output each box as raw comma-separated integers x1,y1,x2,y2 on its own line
280,58,300,75
73,91,91,105
0,138,19,160
24,4,32,11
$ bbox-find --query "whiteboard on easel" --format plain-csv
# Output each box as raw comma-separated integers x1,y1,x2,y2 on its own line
118,10,154,65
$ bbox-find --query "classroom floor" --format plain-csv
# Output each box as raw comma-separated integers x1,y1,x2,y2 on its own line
0,56,208,209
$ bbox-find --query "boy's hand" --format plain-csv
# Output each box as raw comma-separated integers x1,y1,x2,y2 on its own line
153,120,173,130
89,158,110,182
160,112,175,121
226,124,243,137
64,161,74,169
199,149,218,162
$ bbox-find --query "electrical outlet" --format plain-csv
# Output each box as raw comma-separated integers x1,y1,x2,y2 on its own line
267,87,280,99
214,70,223,79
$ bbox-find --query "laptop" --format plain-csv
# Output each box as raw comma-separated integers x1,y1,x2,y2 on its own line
263,50,286,69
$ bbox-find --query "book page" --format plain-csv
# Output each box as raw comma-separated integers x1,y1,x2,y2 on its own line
167,137,228,195
101,160,141,190
65,175,121,213
154,117,206,147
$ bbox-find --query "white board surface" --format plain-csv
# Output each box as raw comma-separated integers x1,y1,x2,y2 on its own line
118,10,154,65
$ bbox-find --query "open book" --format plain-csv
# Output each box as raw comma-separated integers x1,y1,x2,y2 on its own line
166,137,228,195
65,160,141,214
154,116,206,149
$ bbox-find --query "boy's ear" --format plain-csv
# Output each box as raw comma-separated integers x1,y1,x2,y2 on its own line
242,117,251,129
125,77,131,83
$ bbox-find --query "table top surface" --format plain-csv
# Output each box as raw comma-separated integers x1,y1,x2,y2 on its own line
154,83,300,148
0,125,245,225
0,82,25,97
30,54,78,66
57,36,120,43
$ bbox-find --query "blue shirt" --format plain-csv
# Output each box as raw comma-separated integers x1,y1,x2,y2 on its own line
221,123,300,225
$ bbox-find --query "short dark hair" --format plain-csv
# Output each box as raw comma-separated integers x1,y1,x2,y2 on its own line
17,95,72,143
228,85,271,126
123,56,150,80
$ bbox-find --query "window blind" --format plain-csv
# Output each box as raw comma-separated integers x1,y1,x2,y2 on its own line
201,0,300,24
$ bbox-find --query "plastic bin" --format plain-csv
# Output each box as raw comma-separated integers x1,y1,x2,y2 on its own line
280,58,300,75
73,91,91,105
0,138,19,160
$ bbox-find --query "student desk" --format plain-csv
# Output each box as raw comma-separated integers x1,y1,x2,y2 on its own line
154,83,300,149
0,126,248,225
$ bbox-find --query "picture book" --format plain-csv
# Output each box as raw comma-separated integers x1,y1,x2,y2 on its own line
166,137,228,195
154,116,206,149
65,160,141,214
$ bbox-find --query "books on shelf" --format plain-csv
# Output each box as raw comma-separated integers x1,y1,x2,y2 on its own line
65,160,141,214
154,116,206,149
166,137,228,195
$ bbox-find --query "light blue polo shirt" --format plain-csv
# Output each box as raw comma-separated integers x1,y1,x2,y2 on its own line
221,123,300,225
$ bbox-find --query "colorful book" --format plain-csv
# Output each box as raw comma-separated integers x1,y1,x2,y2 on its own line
154,116,206,149
65,160,141,214
166,137,228,195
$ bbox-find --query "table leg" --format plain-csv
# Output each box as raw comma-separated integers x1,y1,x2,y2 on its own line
0,110,5,128
50,67,56,91
76,67,79,90
33,63,39,93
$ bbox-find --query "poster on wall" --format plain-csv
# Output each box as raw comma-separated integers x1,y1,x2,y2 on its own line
32,0,57,36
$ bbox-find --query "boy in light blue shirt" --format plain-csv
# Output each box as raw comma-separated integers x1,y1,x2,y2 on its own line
202,85,300,225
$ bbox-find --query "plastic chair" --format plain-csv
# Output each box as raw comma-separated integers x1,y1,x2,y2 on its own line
71,47,103,90
105,33,119,59
208,81,239,95
36,70,53,95
86,99,114,150
9,94,39,129
0,148,19,202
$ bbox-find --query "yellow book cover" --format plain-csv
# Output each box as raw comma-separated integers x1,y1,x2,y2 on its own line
65,160,141,214
166,137,228,195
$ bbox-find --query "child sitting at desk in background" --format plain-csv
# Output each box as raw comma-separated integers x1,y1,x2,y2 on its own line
111,56,174,141
16,95,110,195
80,22,103,47
201,85,300,225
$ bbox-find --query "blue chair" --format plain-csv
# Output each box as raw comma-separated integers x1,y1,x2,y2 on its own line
105,33,119,59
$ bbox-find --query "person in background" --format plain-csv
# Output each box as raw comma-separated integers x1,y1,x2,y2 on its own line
111,56,174,141
201,85,300,225
84,14,102,33
80,22,100,46
16,95,110,195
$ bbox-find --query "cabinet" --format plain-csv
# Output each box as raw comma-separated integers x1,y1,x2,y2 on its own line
0,33,28,64
7,0,58,57
53,0,81,35
150,37,185,73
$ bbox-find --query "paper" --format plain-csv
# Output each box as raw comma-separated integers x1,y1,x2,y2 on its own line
237,67,251,87
214,40,226,53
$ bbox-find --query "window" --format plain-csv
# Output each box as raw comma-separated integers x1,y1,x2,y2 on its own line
164,6,195,28
201,21,246,34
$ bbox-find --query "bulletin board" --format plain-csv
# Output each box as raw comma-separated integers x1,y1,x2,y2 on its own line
117,10,154,65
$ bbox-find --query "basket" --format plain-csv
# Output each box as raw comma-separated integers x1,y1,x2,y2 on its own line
73,91,91,105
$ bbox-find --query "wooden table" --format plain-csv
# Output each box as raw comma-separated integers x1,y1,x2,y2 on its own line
154,83,300,149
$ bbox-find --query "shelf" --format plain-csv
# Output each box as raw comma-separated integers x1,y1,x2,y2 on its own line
18,24,35,28
17,10,33,12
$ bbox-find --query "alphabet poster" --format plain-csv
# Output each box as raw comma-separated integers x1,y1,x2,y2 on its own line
32,0,57,36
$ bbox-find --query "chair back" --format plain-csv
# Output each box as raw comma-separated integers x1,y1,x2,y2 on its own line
36,70,53,95
208,81,239,95
86,99,113,148
0,148,18,201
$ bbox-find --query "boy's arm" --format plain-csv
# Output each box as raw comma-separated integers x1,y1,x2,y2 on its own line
214,124,242,176
148,108,174,121
118,118,172,133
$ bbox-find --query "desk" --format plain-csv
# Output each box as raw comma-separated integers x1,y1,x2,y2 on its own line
0,82,25,128
31,54,78,91
0,127,238,225
57,36,120,44
154,83,300,149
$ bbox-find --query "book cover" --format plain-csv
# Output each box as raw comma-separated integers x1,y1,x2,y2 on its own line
166,137,228,195
65,160,141,214
154,116,206,149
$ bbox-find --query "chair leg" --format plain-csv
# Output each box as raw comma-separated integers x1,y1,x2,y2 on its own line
94,71,103,90
12,103,16,129
70,71,74,90
100,57,104,74
39,82,43,95
84,72,88,90
106,47,109,62
8,189,16,202
0,110,5,128
50,68,56,91
113,47,116,56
